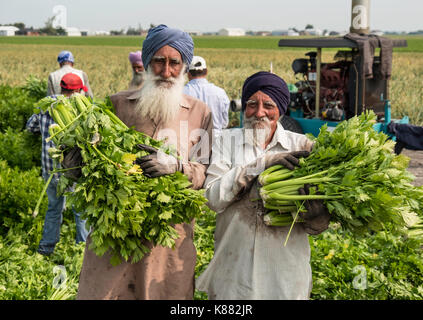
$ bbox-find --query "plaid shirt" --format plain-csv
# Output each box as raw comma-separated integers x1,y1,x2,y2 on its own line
26,96,61,179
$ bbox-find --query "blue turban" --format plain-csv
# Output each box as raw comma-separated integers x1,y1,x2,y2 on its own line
57,50,74,64
142,24,194,70
241,71,290,116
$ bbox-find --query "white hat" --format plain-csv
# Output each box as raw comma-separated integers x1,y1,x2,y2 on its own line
188,56,207,71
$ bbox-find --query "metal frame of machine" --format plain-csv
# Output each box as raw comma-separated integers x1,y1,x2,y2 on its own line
278,36,409,137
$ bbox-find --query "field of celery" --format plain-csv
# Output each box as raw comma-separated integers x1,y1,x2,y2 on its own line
0,36,423,300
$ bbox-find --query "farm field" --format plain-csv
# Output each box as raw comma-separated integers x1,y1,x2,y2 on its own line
1,36,423,300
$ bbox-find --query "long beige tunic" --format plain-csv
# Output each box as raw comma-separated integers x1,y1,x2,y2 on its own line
77,89,212,300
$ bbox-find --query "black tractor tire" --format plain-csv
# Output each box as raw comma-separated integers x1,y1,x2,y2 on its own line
280,116,303,134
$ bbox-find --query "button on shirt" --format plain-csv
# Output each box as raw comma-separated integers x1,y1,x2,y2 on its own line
195,122,315,300
184,78,229,138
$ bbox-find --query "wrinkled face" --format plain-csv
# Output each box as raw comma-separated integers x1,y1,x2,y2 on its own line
245,90,280,131
149,45,184,88
132,62,144,74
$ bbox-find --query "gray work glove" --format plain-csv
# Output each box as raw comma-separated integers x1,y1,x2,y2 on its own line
61,146,83,181
298,184,331,235
235,151,310,198
135,143,182,178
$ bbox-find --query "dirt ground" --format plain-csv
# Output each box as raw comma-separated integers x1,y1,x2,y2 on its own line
402,149,423,186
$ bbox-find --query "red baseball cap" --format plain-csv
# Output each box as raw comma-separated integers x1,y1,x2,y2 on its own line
60,73,88,92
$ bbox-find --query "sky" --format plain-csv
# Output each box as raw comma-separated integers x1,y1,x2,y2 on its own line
1,0,422,33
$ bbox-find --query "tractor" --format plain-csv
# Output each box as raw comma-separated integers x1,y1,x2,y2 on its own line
231,0,409,138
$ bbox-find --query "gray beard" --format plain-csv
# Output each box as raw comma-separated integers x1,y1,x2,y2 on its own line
135,66,186,125
129,71,144,88
243,114,273,148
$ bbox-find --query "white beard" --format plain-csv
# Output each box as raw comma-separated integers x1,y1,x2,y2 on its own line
243,113,273,148
129,71,144,88
135,66,186,125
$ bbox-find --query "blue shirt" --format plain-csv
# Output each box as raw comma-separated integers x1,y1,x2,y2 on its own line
26,96,61,179
184,78,230,137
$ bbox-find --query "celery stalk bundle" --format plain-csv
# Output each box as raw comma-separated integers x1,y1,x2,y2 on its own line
259,111,423,237
33,94,207,266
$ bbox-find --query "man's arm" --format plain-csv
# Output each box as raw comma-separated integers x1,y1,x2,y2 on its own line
82,72,94,98
46,75,55,97
181,111,213,190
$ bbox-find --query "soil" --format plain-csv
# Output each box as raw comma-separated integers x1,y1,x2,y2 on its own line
402,149,423,187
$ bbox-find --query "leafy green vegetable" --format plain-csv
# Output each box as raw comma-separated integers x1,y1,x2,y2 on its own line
35,94,208,266
260,111,423,237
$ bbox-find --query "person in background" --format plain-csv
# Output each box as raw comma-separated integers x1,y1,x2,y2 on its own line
128,51,145,90
184,56,230,139
47,50,93,98
26,73,89,256
195,71,331,300
72,24,213,300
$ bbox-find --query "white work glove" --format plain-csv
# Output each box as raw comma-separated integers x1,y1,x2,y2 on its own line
234,151,310,198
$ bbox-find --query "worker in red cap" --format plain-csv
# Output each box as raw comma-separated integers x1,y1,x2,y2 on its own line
25,72,89,257
60,73,89,96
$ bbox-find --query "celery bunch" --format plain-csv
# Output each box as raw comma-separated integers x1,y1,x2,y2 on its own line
259,111,423,237
33,94,207,266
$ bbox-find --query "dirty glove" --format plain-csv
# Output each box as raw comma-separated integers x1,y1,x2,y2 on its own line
135,143,182,178
298,184,330,235
61,146,83,181
234,150,310,198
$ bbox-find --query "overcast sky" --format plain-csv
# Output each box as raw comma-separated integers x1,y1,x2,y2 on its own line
1,0,422,33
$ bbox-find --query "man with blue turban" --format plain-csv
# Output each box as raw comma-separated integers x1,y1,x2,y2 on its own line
195,71,330,299
76,25,213,300
47,50,93,98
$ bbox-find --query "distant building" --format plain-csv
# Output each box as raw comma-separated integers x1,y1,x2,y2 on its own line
271,29,299,36
66,27,81,36
218,28,245,36
187,30,202,36
0,26,19,36
255,31,271,36
371,30,384,36
94,30,110,36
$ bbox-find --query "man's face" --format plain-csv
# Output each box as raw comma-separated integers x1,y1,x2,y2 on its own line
149,45,184,88
245,90,280,130
132,62,144,74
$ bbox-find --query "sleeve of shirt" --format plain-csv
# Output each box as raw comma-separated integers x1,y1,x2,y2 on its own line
46,75,54,97
181,110,213,190
221,92,230,129
26,113,41,134
82,72,94,98
203,131,259,214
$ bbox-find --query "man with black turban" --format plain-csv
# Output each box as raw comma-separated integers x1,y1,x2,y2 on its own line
195,71,330,299
76,25,213,300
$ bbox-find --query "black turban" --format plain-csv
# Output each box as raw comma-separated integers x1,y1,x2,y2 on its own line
241,71,290,116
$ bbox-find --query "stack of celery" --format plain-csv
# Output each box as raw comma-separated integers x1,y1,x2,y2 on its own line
259,111,423,237
33,94,207,266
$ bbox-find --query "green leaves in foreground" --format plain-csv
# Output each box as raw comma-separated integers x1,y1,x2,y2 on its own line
37,94,207,266
260,111,423,237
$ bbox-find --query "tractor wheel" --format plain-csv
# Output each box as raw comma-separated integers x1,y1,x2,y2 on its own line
280,116,303,134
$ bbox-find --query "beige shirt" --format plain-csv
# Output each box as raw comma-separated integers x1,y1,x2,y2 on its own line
196,122,315,299
77,89,212,300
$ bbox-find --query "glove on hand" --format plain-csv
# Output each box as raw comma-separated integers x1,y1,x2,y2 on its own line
61,146,83,181
264,151,310,171
135,143,182,178
298,184,330,235
235,150,310,198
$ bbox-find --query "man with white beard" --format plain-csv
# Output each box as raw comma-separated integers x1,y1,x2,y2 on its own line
128,51,145,90
195,71,331,300
76,24,212,300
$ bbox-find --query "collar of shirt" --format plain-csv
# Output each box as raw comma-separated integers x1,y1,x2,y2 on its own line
239,121,290,151
126,89,191,109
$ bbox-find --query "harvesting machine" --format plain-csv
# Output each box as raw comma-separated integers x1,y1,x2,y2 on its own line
231,0,409,137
